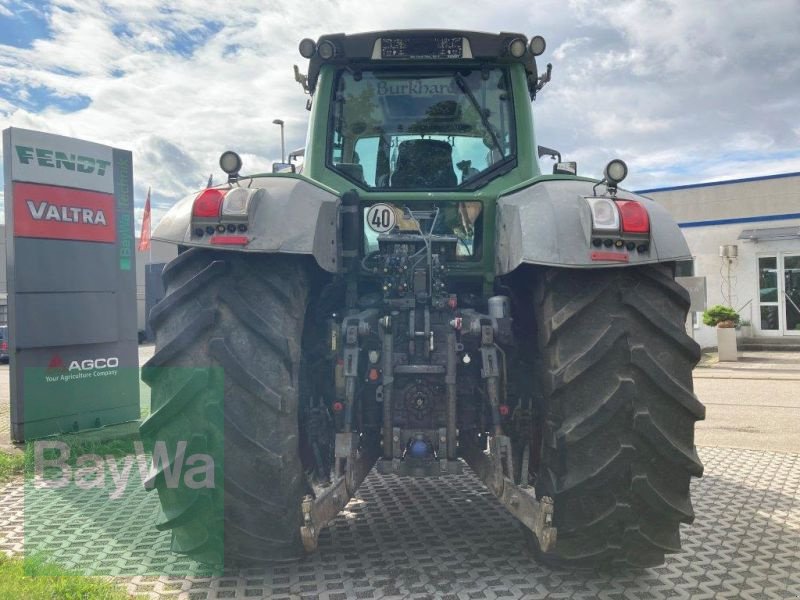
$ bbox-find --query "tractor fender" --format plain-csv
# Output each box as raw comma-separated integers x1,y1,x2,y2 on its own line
495,178,690,274
153,175,340,273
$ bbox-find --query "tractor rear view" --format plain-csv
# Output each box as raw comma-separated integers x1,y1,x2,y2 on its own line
141,30,704,569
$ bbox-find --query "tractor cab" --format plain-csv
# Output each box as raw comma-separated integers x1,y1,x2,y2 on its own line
296,31,550,195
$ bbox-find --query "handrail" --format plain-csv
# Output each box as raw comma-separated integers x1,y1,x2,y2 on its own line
784,291,800,316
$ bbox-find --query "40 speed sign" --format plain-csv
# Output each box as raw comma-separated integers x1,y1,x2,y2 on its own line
366,203,397,233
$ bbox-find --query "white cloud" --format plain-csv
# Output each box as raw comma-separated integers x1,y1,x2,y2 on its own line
0,0,798,232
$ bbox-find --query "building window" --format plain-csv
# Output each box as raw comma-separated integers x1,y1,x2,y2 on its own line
759,256,779,330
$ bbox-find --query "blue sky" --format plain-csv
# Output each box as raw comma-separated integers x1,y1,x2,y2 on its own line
1,0,799,229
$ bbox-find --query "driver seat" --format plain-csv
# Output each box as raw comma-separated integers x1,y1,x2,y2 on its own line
391,139,457,188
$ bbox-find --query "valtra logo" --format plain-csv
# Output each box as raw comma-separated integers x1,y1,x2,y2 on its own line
13,182,116,243
26,200,108,226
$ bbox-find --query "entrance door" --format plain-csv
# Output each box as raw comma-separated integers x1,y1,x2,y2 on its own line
784,254,800,335
758,253,800,336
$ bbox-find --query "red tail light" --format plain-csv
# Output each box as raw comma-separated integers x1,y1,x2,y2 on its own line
0,341,7,351
192,189,225,218
616,200,650,233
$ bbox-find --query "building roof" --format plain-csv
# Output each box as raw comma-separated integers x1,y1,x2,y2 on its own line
637,171,800,195
737,225,800,242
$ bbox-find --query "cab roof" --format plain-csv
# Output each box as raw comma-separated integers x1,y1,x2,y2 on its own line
304,30,540,96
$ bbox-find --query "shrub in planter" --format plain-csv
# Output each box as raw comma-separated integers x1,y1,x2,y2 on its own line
702,304,740,328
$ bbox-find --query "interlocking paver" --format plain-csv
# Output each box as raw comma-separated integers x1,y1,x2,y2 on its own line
0,446,798,598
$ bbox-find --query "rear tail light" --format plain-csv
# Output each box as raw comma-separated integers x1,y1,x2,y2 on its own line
192,189,225,218
616,200,650,233
586,197,620,232
222,188,250,215
1,341,7,351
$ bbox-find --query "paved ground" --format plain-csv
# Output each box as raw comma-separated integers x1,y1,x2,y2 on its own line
0,346,798,598
693,351,800,453
1,446,797,599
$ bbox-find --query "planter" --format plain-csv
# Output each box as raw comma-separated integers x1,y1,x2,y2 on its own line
737,325,752,338
717,325,738,362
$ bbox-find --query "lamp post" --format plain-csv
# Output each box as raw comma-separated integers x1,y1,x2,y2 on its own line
272,119,285,163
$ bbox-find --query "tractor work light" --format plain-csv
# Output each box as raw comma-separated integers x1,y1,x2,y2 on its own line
616,200,650,233
586,197,620,232
529,35,546,56
604,159,628,185
219,151,242,176
192,188,225,218
299,38,316,58
508,37,527,58
318,40,336,60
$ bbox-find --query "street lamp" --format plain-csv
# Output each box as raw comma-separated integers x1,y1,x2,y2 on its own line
272,119,285,163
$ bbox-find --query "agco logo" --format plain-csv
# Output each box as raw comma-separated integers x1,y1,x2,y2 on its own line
46,355,120,382
68,357,119,371
26,199,107,226
48,354,119,371
15,145,110,176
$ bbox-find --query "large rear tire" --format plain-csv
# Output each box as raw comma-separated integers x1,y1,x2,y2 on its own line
524,263,704,569
140,249,310,566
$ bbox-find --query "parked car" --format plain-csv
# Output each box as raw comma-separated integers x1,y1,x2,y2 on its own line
0,326,8,363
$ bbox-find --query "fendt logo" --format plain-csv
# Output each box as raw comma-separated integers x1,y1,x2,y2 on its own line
15,145,111,176
26,199,108,226
13,182,116,243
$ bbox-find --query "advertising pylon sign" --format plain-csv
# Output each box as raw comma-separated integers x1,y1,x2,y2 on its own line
3,127,140,441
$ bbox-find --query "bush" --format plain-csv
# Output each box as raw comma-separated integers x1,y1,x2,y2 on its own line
702,304,740,327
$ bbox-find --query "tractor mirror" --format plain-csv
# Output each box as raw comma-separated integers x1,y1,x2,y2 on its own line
553,161,577,176
272,162,296,174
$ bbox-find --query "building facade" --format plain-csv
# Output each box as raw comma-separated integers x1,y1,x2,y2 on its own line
639,172,800,349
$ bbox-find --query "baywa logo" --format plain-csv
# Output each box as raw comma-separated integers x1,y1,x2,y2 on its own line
33,440,215,500
15,145,110,176
26,199,108,226
45,354,120,382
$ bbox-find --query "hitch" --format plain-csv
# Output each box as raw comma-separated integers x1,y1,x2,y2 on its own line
300,435,379,552
462,434,557,552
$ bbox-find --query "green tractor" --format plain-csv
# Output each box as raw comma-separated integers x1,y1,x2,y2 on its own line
142,30,704,569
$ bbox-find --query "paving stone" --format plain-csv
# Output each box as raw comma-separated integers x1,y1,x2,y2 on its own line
0,447,798,598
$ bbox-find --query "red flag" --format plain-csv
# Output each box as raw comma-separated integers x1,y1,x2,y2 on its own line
138,187,152,251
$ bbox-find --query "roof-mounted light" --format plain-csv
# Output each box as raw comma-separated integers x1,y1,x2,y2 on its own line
299,38,316,58
508,37,526,58
604,159,628,186
529,35,546,56
219,151,242,183
318,40,336,60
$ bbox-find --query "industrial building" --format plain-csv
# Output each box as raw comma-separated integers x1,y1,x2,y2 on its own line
640,172,800,349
